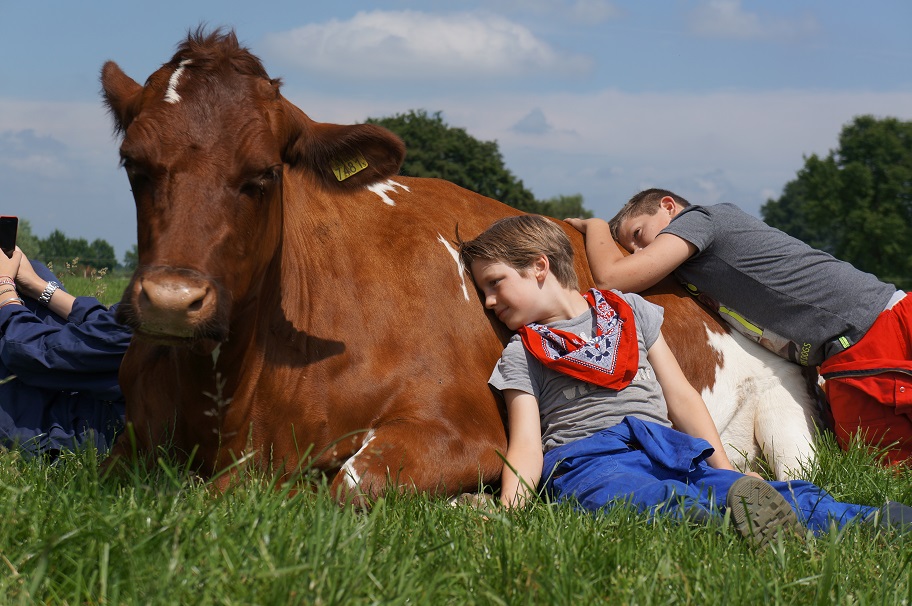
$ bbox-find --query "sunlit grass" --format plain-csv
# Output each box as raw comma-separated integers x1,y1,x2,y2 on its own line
1,436,911,605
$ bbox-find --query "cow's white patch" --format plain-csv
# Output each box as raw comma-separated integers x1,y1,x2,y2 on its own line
437,233,470,301
340,429,376,493
366,179,409,206
164,59,192,104
699,325,817,481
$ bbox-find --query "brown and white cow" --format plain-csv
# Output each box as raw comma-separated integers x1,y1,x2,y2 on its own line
100,30,817,501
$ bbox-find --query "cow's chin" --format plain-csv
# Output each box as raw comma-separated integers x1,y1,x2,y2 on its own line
133,325,228,351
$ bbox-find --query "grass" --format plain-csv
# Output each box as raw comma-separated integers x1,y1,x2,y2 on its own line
54,272,130,307
2,432,912,605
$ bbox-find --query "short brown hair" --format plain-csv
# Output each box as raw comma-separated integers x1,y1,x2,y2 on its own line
459,214,579,290
609,188,691,240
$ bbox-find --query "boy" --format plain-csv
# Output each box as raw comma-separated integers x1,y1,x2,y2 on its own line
565,189,912,463
460,214,908,546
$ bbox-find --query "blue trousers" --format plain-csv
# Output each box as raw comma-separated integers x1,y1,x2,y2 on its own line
542,417,875,533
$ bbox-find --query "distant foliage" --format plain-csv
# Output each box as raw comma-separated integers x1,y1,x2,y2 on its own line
14,219,42,259
37,229,119,271
762,115,912,288
366,110,592,218
122,244,138,271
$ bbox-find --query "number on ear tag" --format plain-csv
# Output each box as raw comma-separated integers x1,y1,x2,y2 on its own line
331,153,369,181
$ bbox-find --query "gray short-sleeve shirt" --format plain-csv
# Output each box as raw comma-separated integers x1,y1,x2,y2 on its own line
489,291,670,452
661,203,896,366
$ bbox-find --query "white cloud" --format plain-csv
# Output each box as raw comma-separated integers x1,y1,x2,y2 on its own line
489,0,622,24
687,0,819,41
261,10,591,81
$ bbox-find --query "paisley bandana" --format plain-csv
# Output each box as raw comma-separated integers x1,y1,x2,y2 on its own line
517,289,639,390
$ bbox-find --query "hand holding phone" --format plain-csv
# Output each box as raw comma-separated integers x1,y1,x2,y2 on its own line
0,216,17,259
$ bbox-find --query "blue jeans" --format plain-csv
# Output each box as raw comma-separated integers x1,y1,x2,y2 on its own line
542,416,875,533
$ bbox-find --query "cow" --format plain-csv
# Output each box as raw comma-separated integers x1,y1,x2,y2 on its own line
100,29,818,504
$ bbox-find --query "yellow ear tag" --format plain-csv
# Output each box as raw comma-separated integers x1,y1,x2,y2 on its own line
330,153,369,181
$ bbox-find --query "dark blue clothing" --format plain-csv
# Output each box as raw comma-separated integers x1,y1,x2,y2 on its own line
543,416,875,533
0,263,131,456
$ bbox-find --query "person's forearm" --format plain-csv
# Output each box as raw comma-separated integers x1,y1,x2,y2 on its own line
499,447,543,509
670,394,736,471
578,220,626,289
17,273,76,319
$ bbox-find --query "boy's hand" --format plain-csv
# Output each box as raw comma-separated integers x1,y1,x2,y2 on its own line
564,217,590,233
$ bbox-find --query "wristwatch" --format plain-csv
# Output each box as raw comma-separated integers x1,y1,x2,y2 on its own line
38,281,60,306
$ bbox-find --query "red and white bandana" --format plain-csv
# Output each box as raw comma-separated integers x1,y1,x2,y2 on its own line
517,289,639,390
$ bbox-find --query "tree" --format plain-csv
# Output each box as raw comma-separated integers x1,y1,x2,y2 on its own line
366,110,591,217
122,244,138,271
14,219,42,259
761,115,912,287
38,229,118,271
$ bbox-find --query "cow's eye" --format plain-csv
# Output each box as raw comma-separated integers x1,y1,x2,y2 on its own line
120,155,152,193
241,166,282,200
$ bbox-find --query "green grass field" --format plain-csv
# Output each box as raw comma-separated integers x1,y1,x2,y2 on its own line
7,270,912,603
2,432,912,605
55,273,130,307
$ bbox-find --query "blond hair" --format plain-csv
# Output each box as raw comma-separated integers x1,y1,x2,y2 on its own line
459,214,579,290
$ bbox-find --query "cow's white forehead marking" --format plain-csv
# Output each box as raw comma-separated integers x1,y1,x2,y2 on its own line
340,429,376,493
164,59,192,104
366,179,410,206
437,233,470,301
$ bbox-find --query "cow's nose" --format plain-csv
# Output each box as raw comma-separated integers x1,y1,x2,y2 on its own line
140,277,210,313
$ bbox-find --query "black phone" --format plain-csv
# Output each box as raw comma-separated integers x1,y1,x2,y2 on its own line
0,216,18,258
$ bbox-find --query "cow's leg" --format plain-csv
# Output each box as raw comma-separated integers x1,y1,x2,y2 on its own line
753,370,819,481
329,421,504,507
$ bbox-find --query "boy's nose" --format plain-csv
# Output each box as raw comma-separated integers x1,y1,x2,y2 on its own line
485,294,497,309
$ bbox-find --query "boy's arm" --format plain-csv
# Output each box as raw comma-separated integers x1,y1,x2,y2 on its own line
647,331,743,473
565,218,695,293
499,389,544,509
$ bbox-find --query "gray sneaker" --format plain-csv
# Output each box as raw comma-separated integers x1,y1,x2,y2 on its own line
727,476,799,548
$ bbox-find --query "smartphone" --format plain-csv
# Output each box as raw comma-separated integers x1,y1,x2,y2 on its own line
0,216,18,258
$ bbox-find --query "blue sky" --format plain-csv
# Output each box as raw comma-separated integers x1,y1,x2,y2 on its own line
2,0,910,260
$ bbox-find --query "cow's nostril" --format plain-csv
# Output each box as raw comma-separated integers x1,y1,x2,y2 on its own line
187,296,205,312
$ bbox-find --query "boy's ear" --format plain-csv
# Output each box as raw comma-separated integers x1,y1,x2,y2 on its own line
659,196,678,215
532,255,550,281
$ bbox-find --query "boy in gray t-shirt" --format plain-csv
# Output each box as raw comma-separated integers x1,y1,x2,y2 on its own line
460,214,909,547
567,189,912,464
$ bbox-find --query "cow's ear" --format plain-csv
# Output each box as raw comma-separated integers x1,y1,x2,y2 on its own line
279,99,406,190
100,61,143,135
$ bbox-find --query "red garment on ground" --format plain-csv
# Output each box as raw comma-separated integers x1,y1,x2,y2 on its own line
820,295,912,464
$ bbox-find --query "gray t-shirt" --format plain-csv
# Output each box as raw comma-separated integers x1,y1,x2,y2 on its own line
661,203,896,366
489,291,670,452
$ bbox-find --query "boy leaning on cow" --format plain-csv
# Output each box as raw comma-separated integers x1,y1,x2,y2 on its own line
565,188,912,464
459,213,912,546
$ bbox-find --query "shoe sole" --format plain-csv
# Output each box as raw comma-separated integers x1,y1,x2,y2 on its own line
727,476,798,548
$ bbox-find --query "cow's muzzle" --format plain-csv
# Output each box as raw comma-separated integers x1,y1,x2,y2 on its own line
117,266,231,343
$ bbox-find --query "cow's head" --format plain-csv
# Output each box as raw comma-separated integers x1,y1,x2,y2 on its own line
101,29,405,344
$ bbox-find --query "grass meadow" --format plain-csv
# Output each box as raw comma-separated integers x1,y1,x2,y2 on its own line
1,432,912,605
55,272,130,307
5,270,912,604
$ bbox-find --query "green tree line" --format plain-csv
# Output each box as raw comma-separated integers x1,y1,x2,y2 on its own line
14,222,125,271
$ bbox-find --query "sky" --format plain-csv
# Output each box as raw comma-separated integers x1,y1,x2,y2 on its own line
1,1,911,261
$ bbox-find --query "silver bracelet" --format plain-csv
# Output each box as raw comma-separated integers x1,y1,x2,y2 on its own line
0,295,24,308
38,281,60,306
